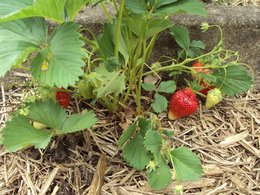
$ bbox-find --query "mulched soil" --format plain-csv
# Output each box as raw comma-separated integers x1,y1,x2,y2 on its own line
0,70,259,195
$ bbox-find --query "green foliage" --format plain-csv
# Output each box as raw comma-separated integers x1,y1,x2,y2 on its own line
120,118,153,170
142,81,176,113
105,57,122,72
65,0,91,21
145,19,173,38
118,124,137,148
31,22,85,88
122,132,152,170
27,100,67,130
212,64,253,96
171,25,205,58
2,116,52,152
147,159,172,190
158,81,177,93
125,0,147,14
0,0,90,23
61,111,97,133
155,0,207,16
144,130,162,161
97,23,129,62
0,18,85,87
0,0,34,20
94,65,126,98
142,83,156,91
153,0,178,9
0,0,254,192
170,147,203,181
152,93,168,113
119,116,203,190
0,17,46,77
1,101,97,152
163,130,175,137
125,0,207,16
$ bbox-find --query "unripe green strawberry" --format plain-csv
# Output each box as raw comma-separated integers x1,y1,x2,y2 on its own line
205,88,222,109
33,121,48,129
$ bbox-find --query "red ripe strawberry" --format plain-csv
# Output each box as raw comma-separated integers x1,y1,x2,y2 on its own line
192,60,215,96
191,60,211,79
199,81,215,96
168,88,198,120
56,88,70,108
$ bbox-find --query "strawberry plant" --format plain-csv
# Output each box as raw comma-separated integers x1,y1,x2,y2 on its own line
0,0,253,191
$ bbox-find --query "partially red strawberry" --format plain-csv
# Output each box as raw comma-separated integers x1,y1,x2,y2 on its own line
168,88,198,120
192,60,215,96
191,60,211,79
199,81,215,96
56,88,70,108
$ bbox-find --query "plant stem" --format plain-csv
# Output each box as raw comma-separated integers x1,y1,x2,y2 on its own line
112,0,118,12
114,0,125,62
100,2,113,23
143,47,223,76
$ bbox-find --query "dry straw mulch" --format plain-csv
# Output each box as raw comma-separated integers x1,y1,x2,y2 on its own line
0,72,260,195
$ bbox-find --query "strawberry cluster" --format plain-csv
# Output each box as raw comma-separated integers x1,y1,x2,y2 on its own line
168,60,222,120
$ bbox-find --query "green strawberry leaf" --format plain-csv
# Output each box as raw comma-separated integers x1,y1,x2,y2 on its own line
94,65,126,98
171,147,203,181
147,159,172,190
61,111,97,134
0,17,46,77
144,130,162,161
65,0,90,21
97,24,115,59
153,0,178,9
2,100,97,152
2,116,52,152
0,18,85,87
0,0,90,23
122,132,151,170
0,0,65,23
152,93,168,113
158,81,176,93
0,0,34,20
27,100,97,134
163,130,175,137
145,18,173,38
104,57,122,72
31,22,85,88
138,118,153,137
142,83,156,92
170,25,190,50
156,0,207,16
212,64,253,96
190,40,206,49
118,124,137,148
27,101,67,130
97,23,129,62
125,0,147,14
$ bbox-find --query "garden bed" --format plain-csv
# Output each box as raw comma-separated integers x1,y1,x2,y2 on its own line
0,1,260,195
0,73,260,194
